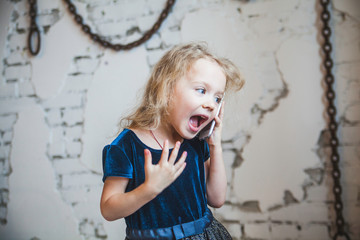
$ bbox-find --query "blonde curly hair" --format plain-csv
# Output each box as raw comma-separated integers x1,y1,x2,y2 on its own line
120,42,245,130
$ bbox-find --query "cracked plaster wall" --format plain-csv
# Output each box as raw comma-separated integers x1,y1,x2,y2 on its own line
0,0,359,239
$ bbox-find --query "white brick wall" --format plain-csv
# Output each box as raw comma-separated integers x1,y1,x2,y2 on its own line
0,0,359,239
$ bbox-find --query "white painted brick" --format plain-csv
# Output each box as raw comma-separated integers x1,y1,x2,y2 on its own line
345,104,360,122
4,64,31,81
50,127,64,143
7,33,27,51
18,80,35,97
63,108,84,126
66,140,82,156
2,131,13,144
49,127,66,156
53,158,87,174
62,172,100,189
74,57,100,74
5,50,28,65
49,140,66,157
0,158,11,175
63,74,93,92
0,114,17,131
0,189,9,204
45,109,62,126
0,176,8,189
271,223,300,239
37,11,61,27
340,126,360,146
0,206,7,220
37,0,61,10
298,223,329,239
98,20,137,37
216,204,268,222
42,93,83,109
161,30,181,47
0,83,16,98
14,15,28,31
65,125,83,140
244,222,271,239
269,202,329,223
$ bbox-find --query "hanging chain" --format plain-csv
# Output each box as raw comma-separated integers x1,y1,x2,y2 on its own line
27,0,41,55
63,0,176,51
319,0,350,239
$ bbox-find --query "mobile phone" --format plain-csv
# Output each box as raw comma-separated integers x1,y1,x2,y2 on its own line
198,97,224,140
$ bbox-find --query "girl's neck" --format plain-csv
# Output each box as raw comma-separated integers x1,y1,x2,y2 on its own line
151,123,183,147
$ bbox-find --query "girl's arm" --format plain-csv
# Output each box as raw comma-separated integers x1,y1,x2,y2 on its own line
205,103,227,208
100,140,187,221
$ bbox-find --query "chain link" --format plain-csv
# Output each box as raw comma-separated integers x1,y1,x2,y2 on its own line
27,0,41,56
63,0,176,51
319,0,350,239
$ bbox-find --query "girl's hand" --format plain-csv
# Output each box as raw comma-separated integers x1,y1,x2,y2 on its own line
207,101,225,147
143,140,187,195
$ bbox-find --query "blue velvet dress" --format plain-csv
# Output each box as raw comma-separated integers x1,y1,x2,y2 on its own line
102,129,232,239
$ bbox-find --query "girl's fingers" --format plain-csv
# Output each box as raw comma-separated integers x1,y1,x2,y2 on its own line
168,141,180,165
174,151,187,171
144,149,152,169
159,140,169,165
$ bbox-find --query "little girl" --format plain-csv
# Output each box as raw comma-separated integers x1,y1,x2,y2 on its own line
101,42,244,239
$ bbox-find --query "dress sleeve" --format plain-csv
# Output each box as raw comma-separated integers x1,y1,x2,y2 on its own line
102,144,133,182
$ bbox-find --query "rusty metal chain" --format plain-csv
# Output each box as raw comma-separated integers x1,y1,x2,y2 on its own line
319,0,350,239
63,0,176,51
27,0,41,55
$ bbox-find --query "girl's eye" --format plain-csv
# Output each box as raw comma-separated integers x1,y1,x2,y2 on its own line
196,88,206,94
215,97,222,104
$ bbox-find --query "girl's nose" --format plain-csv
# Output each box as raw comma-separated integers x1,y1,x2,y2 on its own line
202,99,215,111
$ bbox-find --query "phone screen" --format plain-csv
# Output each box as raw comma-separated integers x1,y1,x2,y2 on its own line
198,98,223,140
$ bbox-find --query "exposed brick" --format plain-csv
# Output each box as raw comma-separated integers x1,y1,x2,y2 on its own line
0,176,8,189
65,125,83,140
18,80,35,97
66,141,82,157
271,223,300,239
4,64,31,81
74,57,100,74
298,223,329,239
0,114,17,131
45,109,62,126
2,131,13,144
244,222,271,239
63,109,84,126
63,74,93,92
0,83,16,98
340,126,360,146
0,157,11,175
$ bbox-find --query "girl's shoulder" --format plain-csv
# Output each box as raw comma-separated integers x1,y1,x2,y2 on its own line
109,128,136,147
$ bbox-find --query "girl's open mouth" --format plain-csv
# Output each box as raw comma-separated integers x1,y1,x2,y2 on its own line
189,115,209,132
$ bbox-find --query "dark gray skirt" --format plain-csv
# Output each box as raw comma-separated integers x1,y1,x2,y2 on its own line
180,218,232,240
